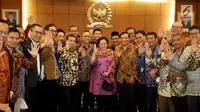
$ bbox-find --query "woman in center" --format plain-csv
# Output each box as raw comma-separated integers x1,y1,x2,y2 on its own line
90,37,117,112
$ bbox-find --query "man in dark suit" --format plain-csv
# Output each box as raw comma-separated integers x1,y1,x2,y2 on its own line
22,24,51,112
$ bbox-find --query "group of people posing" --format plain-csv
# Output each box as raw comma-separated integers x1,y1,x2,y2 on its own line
0,16,200,112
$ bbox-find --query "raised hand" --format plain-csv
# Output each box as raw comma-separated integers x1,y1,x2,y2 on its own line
191,38,198,53
28,43,39,58
164,46,173,60
160,38,169,52
166,30,172,42
146,48,152,58
65,40,70,50
57,40,63,52
27,15,36,26
138,43,145,56
81,48,87,57
44,32,53,47
158,26,165,38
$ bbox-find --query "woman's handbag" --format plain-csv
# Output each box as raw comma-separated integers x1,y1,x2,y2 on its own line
102,80,113,91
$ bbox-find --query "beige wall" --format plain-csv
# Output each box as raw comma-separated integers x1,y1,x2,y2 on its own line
25,0,174,37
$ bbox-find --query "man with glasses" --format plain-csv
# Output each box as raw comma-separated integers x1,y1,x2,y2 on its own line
40,24,57,44
22,24,51,112
69,25,79,37
165,25,200,112
135,30,148,112
77,30,94,112
126,27,136,46
39,24,59,112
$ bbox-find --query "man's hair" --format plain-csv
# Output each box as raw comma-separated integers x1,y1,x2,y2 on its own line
14,24,23,28
189,25,200,32
66,34,76,40
69,25,78,31
83,30,90,34
56,28,65,35
44,24,56,31
135,30,146,36
30,24,42,31
120,32,129,37
9,27,20,36
111,31,119,39
172,22,183,28
126,27,136,33
93,28,102,34
146,32,157,39
0,19,9,26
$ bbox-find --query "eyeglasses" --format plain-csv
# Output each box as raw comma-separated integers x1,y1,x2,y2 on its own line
34,31,43,35
129,33,135,35
82,35,90,38
57,35,65,38
136,36,142,39
49,30,57,33
0,30,8,36
71,30,78,33
172,26,182,29
190,32,199,36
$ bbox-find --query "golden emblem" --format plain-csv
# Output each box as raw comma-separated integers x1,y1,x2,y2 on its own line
87,1,112,28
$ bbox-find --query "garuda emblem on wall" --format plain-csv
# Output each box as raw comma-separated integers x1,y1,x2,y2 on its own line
87,1,112,28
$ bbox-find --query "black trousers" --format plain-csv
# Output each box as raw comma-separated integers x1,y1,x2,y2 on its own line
118,80,137,112
24,86,37,112
96,95,118,112
187,96,200,112
135,81,148,112
58,85,78,112
77,81,95,111
171,96,187,112
146,87,158,112
42,80,58,112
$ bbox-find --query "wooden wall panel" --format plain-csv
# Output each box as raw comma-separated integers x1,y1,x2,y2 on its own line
37,13,53,25
68,14,86,33
38,0,53,14
145,16,161,32
115,2,131,15
130,16,145,30
146,2,161,16
53,14,69,30
4,0,199,38
68,0,85,14
113,15,131,33
131,2,146,16
53,0,69,14
27,0,37,14
198,0,200,25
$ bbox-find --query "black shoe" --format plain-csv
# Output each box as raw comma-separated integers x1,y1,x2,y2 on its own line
89,107,95,112
81,107,89,112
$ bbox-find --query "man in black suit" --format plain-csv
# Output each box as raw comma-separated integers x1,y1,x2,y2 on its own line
22,24,51,112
